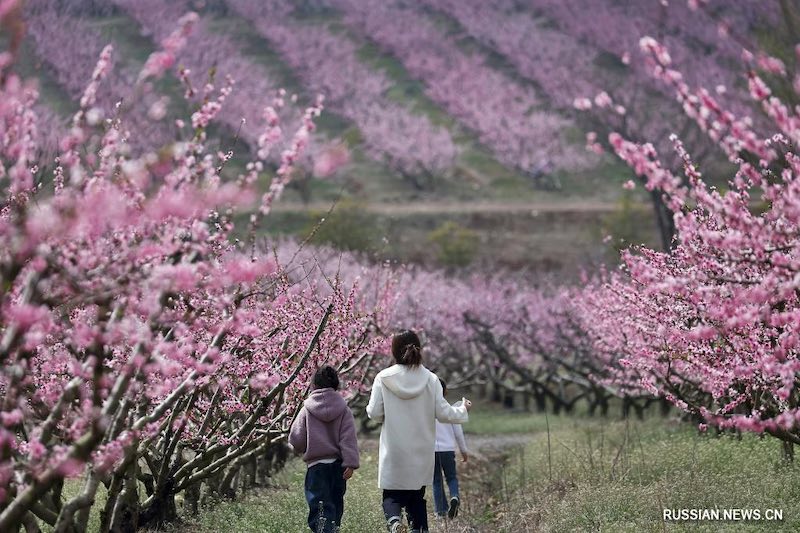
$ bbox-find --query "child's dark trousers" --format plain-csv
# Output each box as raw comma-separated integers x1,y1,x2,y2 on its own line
305,459,346,532
432,451,459,516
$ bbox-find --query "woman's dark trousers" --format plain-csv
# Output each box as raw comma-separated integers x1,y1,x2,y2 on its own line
382,487,428,532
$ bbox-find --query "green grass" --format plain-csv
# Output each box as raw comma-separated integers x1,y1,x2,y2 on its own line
465,405,565,436
41,404,800,532
177,402,523,532
496,416,800,532
178,447,386,533
177,404,800,532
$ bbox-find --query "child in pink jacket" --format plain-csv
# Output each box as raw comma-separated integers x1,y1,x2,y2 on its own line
289,366,360,533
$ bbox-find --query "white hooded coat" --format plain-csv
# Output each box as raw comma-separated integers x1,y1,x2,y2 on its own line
366,364,468,490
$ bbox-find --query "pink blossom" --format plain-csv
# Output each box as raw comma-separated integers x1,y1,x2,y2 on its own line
0,0,20,19
748,74,771,100
1,409,23,427
756,54,786,76
313,142,350,177
5,303,50,331
250,372,280,392
55,458,85,478
573,97,592,110
594,91,613,108
223,257,277,284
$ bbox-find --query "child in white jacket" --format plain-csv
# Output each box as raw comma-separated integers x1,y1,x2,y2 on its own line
367,330,472,533
433,379,469,519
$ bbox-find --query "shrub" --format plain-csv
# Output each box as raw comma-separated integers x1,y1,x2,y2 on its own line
427,221,478,268
306,198,379,252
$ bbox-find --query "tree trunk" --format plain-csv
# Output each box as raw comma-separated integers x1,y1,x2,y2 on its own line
599,397,609,417
782,440,795,462
534,391,546,412
659,397,671,417
201,470,223,508
589,390,609,417
256,454,271,487
649,190,675,252
220,465,240,500
491,382,502,403
137,476,177,530
243,456,257,490
503,391,514,410
108,464,141,533
478,382,487,400
588,400,598,417
22,512,42,533
184,482,201,516
99,473,124,533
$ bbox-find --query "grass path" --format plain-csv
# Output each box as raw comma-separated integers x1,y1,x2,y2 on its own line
173,436,529,532
173,405,800,532
174,405,538,532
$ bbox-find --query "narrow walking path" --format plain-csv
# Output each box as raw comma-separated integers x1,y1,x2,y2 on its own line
174,430,537,532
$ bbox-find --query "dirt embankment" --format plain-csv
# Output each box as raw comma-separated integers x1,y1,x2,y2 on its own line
273,200,625,216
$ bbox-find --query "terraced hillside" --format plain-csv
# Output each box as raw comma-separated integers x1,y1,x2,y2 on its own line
17,0,784,273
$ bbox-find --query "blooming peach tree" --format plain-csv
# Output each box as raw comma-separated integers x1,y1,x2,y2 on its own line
582,23,800,452
0,8,387,531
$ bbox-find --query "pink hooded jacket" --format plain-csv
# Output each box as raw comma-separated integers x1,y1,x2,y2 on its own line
289,388,360,469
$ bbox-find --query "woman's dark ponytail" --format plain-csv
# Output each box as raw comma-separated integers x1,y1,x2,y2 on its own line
391,330,422,367
402,344,422,366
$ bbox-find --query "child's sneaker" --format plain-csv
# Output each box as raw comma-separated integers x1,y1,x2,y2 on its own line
447,496,460,519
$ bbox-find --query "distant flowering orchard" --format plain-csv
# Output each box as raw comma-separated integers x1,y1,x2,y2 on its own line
109,0,313,161
323,0,592,174
0,8,390,531
580,27,800,449
24,3,190,153
420,0,777,251
227,0,460,189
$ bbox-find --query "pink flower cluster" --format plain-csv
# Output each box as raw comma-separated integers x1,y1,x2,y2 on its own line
138,11,198,82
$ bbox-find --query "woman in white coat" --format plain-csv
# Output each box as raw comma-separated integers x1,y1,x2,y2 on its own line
367,330,472,533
